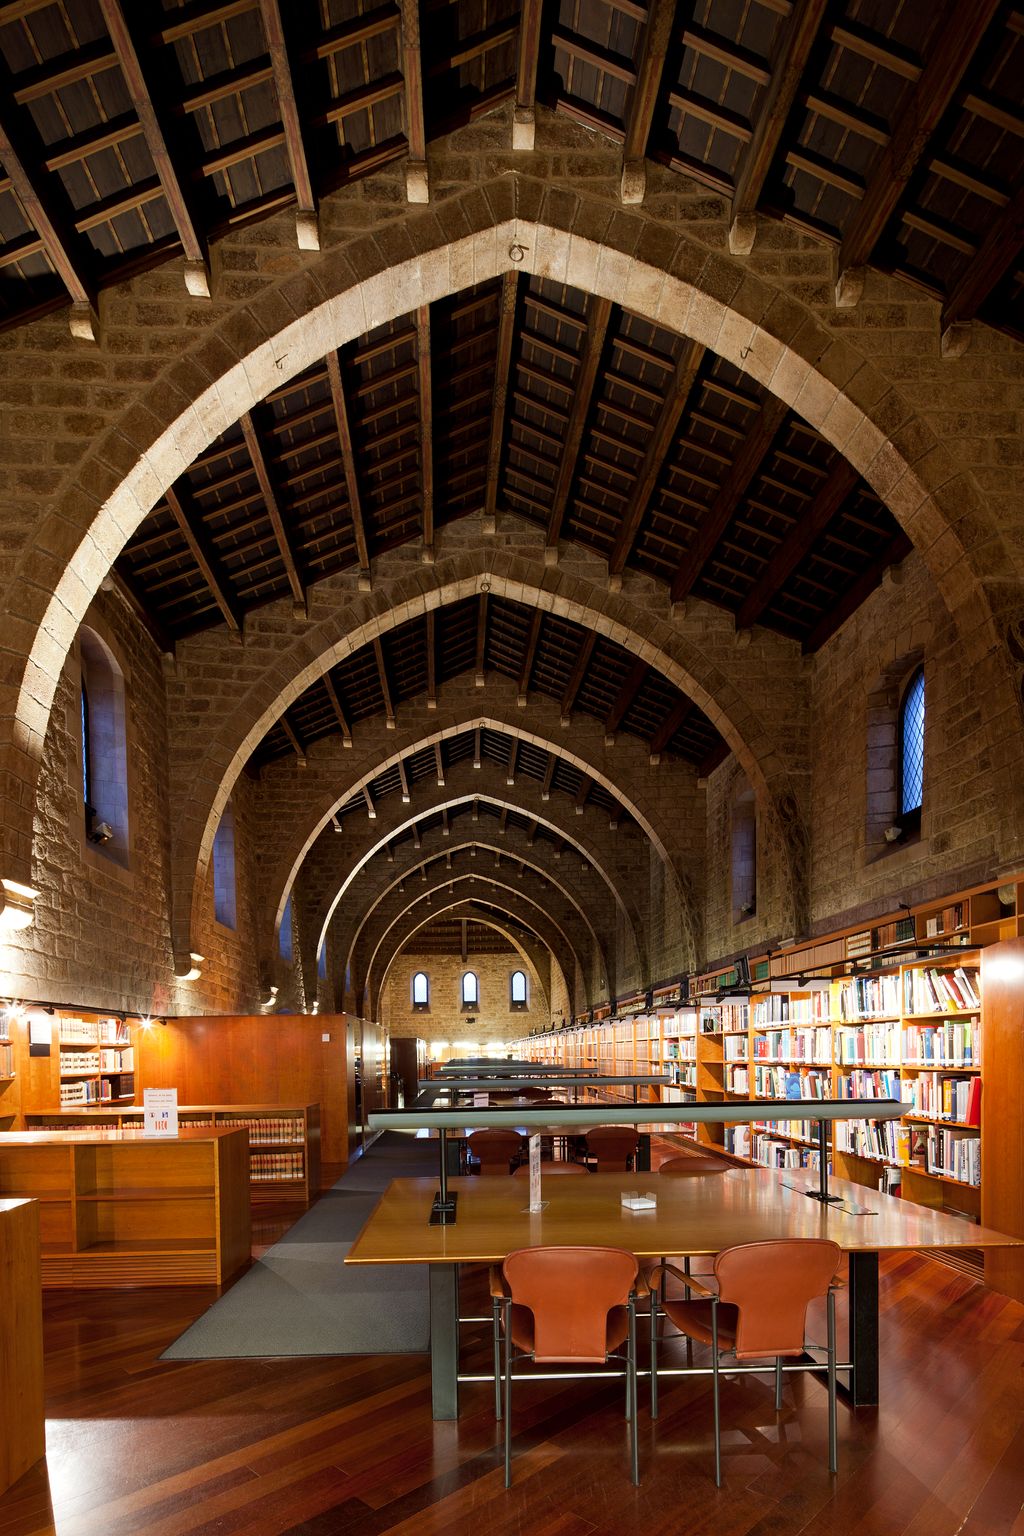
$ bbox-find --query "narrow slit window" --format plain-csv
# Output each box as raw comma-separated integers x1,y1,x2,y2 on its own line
898,668,925,824
510,970,528,1008
461,971,479,1008
412,971,429,1008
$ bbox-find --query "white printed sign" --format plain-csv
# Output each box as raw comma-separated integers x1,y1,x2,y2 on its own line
528,1134,543,1212
143,1088,178,1138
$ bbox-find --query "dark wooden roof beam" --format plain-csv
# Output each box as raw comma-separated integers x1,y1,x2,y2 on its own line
670,398,788,603
541,752,556,801
649,697,695,764
0,86,98,337
803,532,913,652
729,0,830,253
506,740,518,786
426,610,438,711
414,305,435,557
835,3,1002,308
280,711,307,765
475,593,489,686
941,178,1024,355
560,633,597,724
398,756,411,803
513,0,544,149
399,0,428,200
326,351,371,586
157,1,262,45
604,657,649,738
517,609,543,704
258,0,319,248
547,297,614,554
608,339,705,576
239,413,306,610
620,0,676,203
373,639,396,728
574,775,591,816
322,673,353,747
363,783,377,820
165,483,243,634
434,742,446,787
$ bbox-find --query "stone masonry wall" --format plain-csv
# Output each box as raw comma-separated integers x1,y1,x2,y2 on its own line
380,949,551,1043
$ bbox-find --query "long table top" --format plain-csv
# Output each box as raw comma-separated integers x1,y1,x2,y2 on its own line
0,1128,245,1146
345,1169,1023,1266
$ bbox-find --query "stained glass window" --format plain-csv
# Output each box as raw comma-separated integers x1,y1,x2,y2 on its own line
899,668,925,818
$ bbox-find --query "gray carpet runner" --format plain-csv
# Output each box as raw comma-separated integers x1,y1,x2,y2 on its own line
161,1132,436,1359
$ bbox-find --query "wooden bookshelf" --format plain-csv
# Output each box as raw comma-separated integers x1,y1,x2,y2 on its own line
24,1104,321,1203
0,1199,45,1496
0,1128,250,1287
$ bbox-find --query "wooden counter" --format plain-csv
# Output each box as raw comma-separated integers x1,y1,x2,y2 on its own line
0,1129,251,1287
0,1199,45,1494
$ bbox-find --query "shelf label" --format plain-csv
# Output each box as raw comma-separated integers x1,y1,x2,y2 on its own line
143,1088,178,1138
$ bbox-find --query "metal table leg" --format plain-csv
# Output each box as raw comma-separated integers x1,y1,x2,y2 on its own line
429,1262,460,1420
847,1251,879,1406
635,1135,651,1172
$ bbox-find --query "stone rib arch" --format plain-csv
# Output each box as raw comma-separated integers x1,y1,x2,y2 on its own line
370,906,562,1030
309,825,635,1002
257,694,694,955
341,844,610,1005
359,879,585,1020
303,786,651,980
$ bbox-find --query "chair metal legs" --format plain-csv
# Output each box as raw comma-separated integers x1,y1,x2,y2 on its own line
492,1297,503,1420
775,1355,784,1410
827,1286,838,1474
628,1297,639,1486
503,1299,513,1489
711,1301,721,1488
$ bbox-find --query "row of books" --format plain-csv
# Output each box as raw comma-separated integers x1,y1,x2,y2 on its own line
0,1041,12,1076
724,1036,748,1060
926,1128,981,1185
835,1025,902,1065
902,1019,979,1065
60,1051,101,1074
752,993,831,1026
922,903,965,937
835,1068,902,1100
750,1136,826,1172
836,975,900,1020
99,1048,133,1072
903,1075,981,1124
753,1117,820,1142
754,1065,832,1099
659,1086,695,1104
835,1119,908,1165
752,1026,832,1064
903,967,980,1014
664,1040,697,1061
57,1018,131,1045
219,1115,306,1146
250,1152,305,1182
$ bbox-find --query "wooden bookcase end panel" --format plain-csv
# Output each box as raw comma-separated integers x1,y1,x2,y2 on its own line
0,1200,46,1497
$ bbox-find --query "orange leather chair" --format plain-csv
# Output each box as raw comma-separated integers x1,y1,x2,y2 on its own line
648,1238,843,1484
580,1125,639,1172
658,1154,729,1175
491,1246,645,1486
465,1128,523,1174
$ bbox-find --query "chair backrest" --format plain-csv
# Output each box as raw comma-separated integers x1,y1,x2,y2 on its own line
658,1155,729,1175
713,1240,842,1360
467,1129,523,1169
511,1160,588,1177
518,1086,551,1101
503,1246,638,1362
585,1126,639,1170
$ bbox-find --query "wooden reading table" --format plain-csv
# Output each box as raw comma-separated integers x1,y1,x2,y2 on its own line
345,1167,1024,1420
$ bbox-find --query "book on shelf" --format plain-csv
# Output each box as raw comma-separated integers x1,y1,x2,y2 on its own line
926,1127,981,1186
751,1025,831,1064
965,1078,981,1127
901,1018,979,1066
834,1021,901,1065
835,1067,902,1100
836,974,900,1020
903,966,980,1014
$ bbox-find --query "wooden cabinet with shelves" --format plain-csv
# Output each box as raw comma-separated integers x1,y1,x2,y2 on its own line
0,1128,250,1287
23,1104,321,1203
0,1199,45,1497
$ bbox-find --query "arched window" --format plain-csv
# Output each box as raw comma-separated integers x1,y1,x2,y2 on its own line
212,799,236,929
412,971,429,1008
510,970,528,1008
461,971,479,1008
279,894,293,964
898,667,925,827
78,627,129,865
730,777,757,923
318,946,327,981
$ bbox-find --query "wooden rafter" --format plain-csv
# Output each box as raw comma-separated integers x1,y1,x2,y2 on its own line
475,594,489,685
608,340,705,573
941,178,1024,341
473,728,482,769
280,711,306,764
322,672,353,747
498,807,509,837
98,0,210,293
165,482,242,634
426,610,437,709
362,783,377,819
527,819,538,846
803,531,913,652
372,639,396,727
620,0,677,202
649,697,694,761
239,413,305,607
670,397,788,603
434,742,446,786
398,756,411,802
517,609,543,703
258,0,318,247
574,774,591,815
547,297,614,550
506,740,519,786
485,272,519,523
728,0,830,251
399,0,428,200
735,458,859,629
0,80,96,330
513,0,544,148
836,4,1002,297
560,632,597,721
326,351,371,579
541,753,556,801
109,567,175,656
415,305,434,555
605,657,648,736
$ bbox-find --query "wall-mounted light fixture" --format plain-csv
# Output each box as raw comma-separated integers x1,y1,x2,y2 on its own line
0,879,38,930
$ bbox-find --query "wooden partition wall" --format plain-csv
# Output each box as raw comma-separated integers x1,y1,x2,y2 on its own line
980,940,1024,1301
134,1014,359,1166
